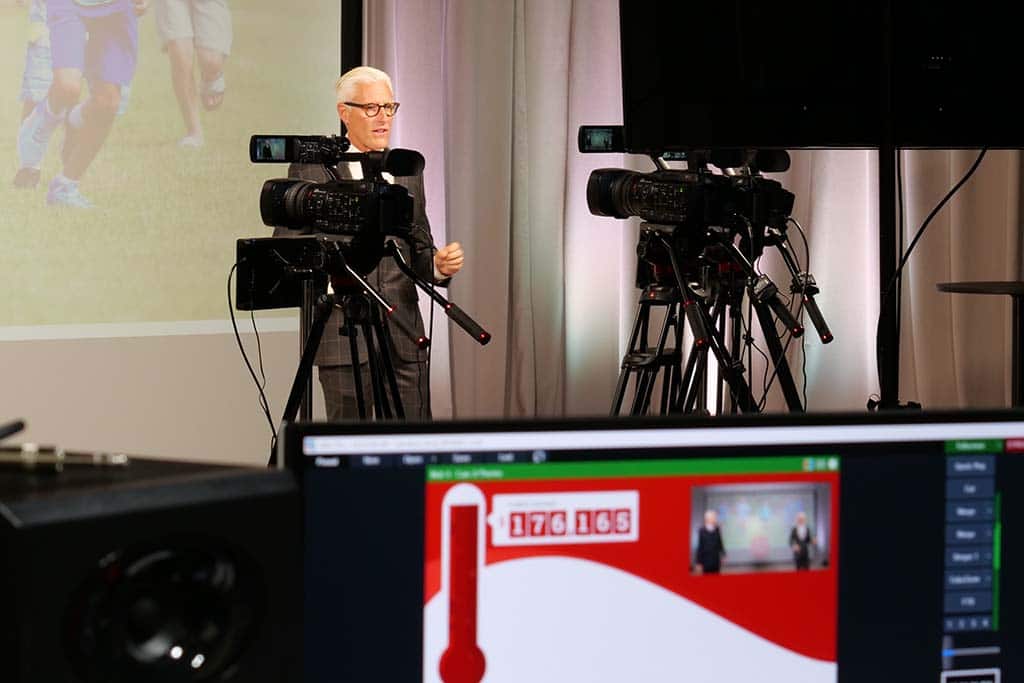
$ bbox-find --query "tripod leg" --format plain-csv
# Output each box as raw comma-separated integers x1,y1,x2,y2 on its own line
631,370,651,416
360,321,391,419
641,304,677,415
753,301,805,412
376,315,406,419
274,293,335,466
667,303,684,411
696,301,759,413
683,349,709,413
611,303,647,416
712,300,729,415
728,299,744,414
673,334,702,413
281,294,334,429
346,321,370,420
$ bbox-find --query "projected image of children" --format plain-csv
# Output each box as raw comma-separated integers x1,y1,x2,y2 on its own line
690,482,832,575
13,0,146,207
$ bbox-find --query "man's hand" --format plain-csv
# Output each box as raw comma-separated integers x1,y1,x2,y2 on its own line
133,0,150,16
435,241,464,278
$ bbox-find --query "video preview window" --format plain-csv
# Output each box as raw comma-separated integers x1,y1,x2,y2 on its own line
691,481,833,575
423,455,841,683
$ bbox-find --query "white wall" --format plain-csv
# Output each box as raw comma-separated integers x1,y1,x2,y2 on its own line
0,326,316,466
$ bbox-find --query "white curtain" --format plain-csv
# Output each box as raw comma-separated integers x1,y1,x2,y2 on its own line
366,0,1023,418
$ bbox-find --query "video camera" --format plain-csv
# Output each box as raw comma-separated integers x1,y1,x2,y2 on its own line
250,134,425,274
579,126,831,415
582,130,795,281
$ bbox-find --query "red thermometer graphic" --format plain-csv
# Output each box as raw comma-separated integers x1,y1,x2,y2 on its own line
439,484,487,683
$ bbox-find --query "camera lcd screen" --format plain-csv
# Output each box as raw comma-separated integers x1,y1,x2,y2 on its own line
578,126,624,154
250,136,288,162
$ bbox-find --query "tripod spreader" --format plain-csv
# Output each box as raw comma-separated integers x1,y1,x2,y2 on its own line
384,240,492,345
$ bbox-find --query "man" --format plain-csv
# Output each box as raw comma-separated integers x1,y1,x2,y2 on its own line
275,66,464,420
789,511,814,570
15,0,148,206
154,0,232,148
695,509,726,574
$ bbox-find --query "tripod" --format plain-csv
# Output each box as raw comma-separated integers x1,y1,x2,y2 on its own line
280,265,408,428
263,238,492,465
611,226,811,416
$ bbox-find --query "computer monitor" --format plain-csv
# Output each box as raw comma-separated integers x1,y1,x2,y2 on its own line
287,411,1023,683
619,2,1024,151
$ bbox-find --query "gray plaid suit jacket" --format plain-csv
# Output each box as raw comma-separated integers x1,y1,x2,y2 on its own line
272,160,445,367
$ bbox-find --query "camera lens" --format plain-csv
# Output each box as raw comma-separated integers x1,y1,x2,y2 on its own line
586,169,639,219
259,179,313,230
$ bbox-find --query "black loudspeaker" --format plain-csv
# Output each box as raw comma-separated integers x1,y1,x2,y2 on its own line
0,459,300,683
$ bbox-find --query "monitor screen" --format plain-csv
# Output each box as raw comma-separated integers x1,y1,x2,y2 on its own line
618,2,887,151
619,2,1024,151
289,411,1023,683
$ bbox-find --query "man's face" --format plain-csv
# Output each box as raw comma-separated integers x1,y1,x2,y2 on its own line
338,81,394,152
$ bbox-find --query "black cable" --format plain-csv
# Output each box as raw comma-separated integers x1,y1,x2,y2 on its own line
228,262,277,450
251,309,268,391
739,310,772,409
875,148,988,393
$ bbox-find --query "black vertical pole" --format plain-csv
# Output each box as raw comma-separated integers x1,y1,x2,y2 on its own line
340,0,364,138
878,0,901,409
878,145,899,408
1013,296,1023,407
341,0,363,73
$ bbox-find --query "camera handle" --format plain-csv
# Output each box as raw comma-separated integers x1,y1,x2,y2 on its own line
765,226,834,344
1,420,25,442
383,240,492,345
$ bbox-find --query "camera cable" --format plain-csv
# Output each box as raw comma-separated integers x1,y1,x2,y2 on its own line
228,261,278,451
874,148,988,400
788,218,813,409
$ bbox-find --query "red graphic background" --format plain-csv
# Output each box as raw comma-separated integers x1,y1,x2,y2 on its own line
425,470,840,662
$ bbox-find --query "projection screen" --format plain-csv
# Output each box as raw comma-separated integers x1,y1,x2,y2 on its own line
1,0,340,338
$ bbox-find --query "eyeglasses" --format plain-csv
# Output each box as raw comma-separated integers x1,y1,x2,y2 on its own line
344,101,400,117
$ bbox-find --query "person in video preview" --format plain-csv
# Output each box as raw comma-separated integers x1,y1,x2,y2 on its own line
15,0,147,207
153,0,232,148
274,66,465,420
695,509,726,574
789,511,815,570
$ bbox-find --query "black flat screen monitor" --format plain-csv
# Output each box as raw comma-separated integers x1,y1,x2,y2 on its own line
619,2,887,151
289,410,1024,683
620,2,1024,151
891,1,1024,148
